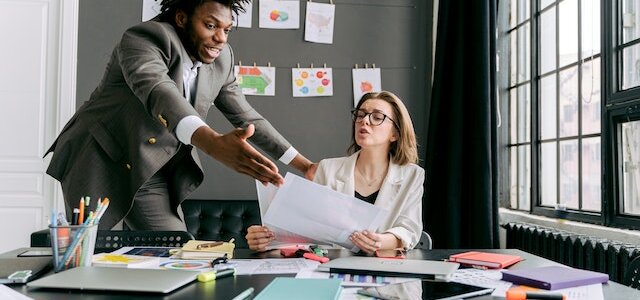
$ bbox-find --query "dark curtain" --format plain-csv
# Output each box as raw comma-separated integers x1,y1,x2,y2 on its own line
424,0,500,249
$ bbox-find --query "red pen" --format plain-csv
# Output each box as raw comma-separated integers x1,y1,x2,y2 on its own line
303,252,329,263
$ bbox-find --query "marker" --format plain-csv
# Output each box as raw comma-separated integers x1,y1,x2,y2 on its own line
231,287,255,300
197,268,235,282
506,290,565,300
303,252,329,263
78,198,85,224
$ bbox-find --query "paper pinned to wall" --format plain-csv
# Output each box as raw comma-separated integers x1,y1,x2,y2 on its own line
304,2,335,44
352,68,382,107
142,0,161,22
259,0,300,29
259,173,389,252
292,68,333,97
233,1,253,28
234,65,276,96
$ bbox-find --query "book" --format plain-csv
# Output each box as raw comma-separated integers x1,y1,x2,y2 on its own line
91,253,159,268
501,265,609,290
448,251,522,269
254,278,342,300
176,240,235,259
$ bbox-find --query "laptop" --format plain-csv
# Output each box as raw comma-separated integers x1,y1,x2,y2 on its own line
27,267,197,293
317,257,460,280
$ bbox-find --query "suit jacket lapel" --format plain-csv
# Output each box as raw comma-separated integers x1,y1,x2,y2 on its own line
335,152,359,195
194,65,212,117
376,159,402,209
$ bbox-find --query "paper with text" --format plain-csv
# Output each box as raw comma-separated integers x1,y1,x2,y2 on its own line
260,173,389,252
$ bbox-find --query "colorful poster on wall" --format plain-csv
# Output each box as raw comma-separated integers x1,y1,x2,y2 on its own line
234,65,276,96
259,0,300,29
142,0,161,21
292,68,333,97
352,68,382,107
304,2,335,44
233,1,253,28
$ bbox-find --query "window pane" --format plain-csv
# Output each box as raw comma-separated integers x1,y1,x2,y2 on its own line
510,88,517,142
518,23,531,83
518,145,531,209
582,137,601,212
518,84,531,143
559,67,578,137
622,121,640,216
510,147,518,209
540,0,554,10
540,7,557,74
622,0,640,44
560,140,579,209
581,0,600,57
518,0,530,24
541,74,557,139
622,44,640,90
559,0,578,67
581,58,601,135
511,33,518,86
541,141,558,207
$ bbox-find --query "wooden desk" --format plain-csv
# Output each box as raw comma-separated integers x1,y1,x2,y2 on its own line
6,248,640,299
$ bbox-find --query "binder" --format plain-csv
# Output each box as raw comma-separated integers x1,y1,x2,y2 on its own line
448,251,522,269
254,278,342,300
501,265,609,290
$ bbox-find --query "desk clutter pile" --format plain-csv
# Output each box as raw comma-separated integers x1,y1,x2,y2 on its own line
2,243,621,299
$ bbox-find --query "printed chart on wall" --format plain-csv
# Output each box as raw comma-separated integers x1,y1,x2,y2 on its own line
234,65,276,96
233,1,253,28
352,68,382,106
304,2,335,44
292,68,333,97
259,0,300,29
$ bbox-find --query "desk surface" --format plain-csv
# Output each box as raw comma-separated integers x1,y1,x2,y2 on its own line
5,248,640,299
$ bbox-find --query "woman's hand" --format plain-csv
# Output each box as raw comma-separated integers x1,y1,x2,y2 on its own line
349,230,384,255
245,225,275,252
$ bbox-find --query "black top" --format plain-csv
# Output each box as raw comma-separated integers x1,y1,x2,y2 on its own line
355,190,379,205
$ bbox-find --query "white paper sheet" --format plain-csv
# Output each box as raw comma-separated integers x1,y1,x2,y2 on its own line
233,1,252,28
304,2,335,44
0,284,33,300
261,173,389,252
231,258,318,275
296,269,418,287
259,0,300,29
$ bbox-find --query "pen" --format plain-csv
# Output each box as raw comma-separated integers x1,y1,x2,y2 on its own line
231,287,255,300
197,241,224,249
197,268,235,282
506,290,565,300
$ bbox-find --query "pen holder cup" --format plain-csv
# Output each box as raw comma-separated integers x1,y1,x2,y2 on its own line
49,223,98,272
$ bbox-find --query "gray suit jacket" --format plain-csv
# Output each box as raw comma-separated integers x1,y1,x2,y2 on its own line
313,152,425,249
46,21,291,229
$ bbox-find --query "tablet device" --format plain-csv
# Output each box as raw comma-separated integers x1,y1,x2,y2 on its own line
357,280,494,300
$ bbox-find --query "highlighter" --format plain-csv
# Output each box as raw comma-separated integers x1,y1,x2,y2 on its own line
506,290,565,300
197,268,235,282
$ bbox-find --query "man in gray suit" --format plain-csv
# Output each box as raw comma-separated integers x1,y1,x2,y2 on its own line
45,0,315,230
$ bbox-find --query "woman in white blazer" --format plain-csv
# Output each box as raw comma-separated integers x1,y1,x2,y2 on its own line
247,91,424,253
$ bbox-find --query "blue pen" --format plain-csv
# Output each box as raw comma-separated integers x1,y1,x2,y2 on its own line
57,215,93,271
50,209,59,266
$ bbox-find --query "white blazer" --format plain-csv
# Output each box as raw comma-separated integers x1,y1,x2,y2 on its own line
313,152,425,249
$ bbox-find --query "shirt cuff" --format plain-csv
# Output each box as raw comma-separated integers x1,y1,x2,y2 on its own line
176,115,208,145
279,147,298,165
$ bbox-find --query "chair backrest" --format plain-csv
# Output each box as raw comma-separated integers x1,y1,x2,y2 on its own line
181,199,261,249
94,230,194,253
415,231,433,250
625,256,640,289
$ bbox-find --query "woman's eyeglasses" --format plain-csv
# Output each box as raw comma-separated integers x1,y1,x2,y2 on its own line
351,109,398,128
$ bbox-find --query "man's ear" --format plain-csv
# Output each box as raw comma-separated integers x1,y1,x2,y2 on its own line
175,10,188,29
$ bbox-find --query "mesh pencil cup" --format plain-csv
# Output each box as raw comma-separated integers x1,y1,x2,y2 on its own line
49,223,98,272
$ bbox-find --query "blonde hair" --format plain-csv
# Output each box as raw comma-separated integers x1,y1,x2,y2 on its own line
348,91,419,165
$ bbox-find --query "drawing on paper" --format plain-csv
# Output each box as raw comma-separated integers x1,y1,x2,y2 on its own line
352,68,382,106
304,2,335,44
234,66,276,96
292,68,333,97
259,0,300,29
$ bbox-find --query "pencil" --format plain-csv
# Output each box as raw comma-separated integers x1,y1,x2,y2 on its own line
78,197,85,224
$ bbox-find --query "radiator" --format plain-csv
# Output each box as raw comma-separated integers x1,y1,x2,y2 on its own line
502,222,640,284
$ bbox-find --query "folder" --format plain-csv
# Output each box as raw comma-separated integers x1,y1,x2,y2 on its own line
448,251,522,269
501,265,609,290
254,278,342,300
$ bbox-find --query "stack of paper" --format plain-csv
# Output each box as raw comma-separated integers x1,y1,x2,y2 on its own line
257,173,389,252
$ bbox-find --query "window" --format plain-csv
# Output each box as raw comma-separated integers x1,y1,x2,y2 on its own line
499,0,640,229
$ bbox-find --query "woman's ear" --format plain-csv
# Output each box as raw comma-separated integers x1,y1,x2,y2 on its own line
175,10,187,29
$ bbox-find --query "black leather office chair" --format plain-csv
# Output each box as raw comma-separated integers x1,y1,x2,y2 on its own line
624,255,640,289
415,231,433,250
